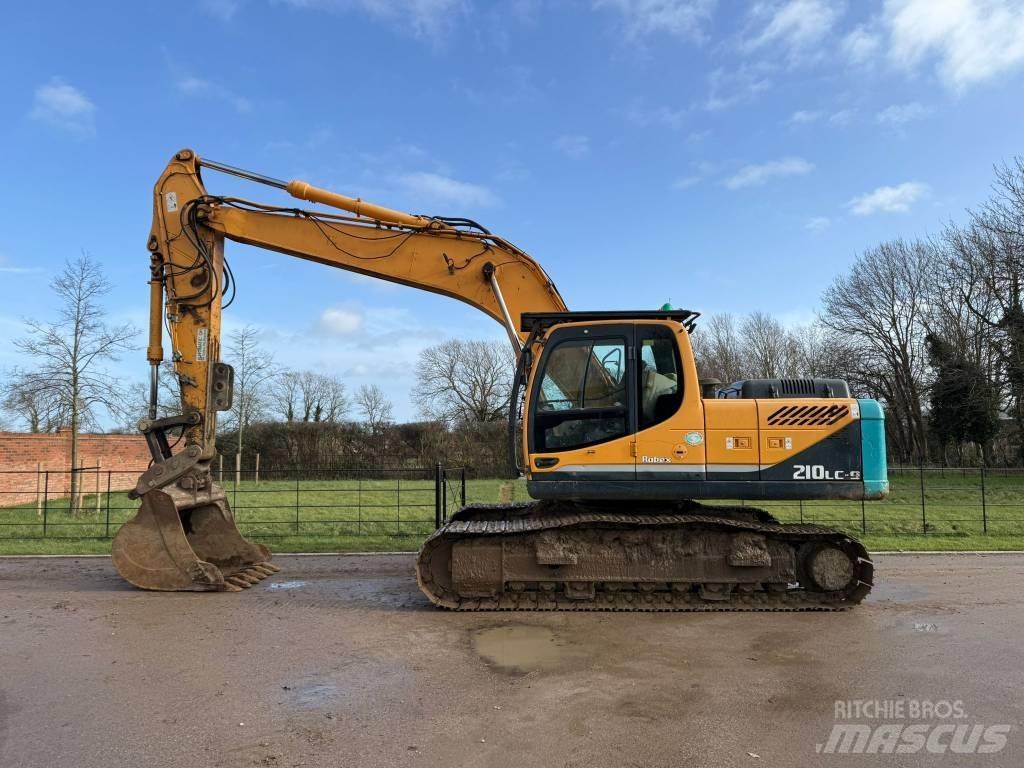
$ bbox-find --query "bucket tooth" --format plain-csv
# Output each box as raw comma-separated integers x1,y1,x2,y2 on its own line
112,487,276,592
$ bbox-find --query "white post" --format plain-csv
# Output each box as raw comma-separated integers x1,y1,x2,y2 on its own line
235,452,241,489
255,452,260,486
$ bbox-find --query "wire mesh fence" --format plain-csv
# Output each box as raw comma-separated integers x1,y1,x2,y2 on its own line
0,462,1022,542
0,464,467,541
752,466,1024,538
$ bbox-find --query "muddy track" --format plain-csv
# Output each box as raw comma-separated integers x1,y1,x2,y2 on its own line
416,501,873,611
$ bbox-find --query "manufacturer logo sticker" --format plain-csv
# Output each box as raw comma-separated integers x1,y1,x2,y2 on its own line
684,431,703,446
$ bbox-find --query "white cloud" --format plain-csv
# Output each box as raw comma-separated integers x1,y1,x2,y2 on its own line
723,157,814,189
200,0,243,20
842,24,881,64
875,101,931,126
627,103,689,130
30,78,95,135
703,66,771,111
884,0,1024,90
846,181,928,215
743,0,842,53
828,108,854,125
789,109,823,123
396,172,497,208
593,0,717,42
0,254,42,275
318,307,365,336
553,134,590,158
177,76,252,113
805,216,831,231
789,108,854,125
671,175,700,189
281,0,464,41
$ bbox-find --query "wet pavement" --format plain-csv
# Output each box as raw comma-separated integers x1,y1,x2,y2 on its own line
1,553,1022,767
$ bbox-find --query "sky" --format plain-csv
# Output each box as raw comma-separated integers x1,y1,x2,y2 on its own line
1,0,1024,424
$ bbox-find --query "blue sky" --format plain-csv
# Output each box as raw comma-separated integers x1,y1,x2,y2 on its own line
2,0,1024,423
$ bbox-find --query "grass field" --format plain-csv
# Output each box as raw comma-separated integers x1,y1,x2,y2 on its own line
1,469,1022,555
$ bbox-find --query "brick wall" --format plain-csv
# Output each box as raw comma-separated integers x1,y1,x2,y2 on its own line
0,431,151,506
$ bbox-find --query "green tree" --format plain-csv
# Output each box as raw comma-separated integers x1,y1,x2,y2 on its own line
926,333,1000,464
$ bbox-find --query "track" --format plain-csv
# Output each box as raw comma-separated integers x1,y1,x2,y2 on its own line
416,501,873,611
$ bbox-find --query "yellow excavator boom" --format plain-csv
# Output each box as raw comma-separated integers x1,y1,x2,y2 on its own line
114,149,566,591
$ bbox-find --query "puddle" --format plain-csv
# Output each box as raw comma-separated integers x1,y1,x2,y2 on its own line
268,580,307,590
280,659,412,710
869,582,929,602
472,625,568,673
289,682,341,707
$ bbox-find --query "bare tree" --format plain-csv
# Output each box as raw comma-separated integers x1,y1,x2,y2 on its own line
13,254,137,512
222,325,277,458
691,313,745,383
1,371,69,432
944,158,1024,462
739,312,801,378
820,239,935,462
354,384,393,431
122,362,182,431
413,339,515,425
271,370,349,423
790,322,861,380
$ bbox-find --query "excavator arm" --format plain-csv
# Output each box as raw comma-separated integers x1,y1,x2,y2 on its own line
114,148,567,591
148,149,566,449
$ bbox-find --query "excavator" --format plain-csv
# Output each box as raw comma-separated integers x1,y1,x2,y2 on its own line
112,149,888,610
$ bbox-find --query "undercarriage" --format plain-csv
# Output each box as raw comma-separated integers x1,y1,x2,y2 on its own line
416,501,873,611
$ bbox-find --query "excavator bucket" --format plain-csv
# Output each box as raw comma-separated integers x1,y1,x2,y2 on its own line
112,485,278,592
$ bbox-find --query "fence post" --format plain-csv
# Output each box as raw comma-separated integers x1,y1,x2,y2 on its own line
218,453,223,483
255,452,260,486
105,470,112,538
919,464,927,534
861,496,867,536
357,475,362,535
42,471,49,538
95,459,102,515
981,465,988,534
461,468,466,507
799,499,804,524
434,463,443,529
235,452,241,490
77,458,86,513
294,472,300,534
397,475,401,535
36,462,43,517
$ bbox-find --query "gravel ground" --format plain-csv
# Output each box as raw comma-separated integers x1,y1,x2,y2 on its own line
1,553,1022,768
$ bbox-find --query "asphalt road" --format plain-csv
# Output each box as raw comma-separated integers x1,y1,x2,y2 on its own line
1,553,1022,768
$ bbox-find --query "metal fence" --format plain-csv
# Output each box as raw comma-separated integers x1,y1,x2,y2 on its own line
753,465,1024,537
1,463,1023,542
0,464,467,541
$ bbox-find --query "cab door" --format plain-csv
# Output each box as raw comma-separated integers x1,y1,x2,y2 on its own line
633,322,706,481
527,323,637,481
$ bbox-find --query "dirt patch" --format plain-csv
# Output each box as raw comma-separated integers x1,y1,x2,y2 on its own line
1,554,1022,768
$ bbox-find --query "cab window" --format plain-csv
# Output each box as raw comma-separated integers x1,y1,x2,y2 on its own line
535,338,628,451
